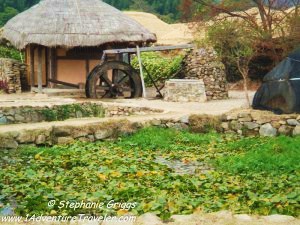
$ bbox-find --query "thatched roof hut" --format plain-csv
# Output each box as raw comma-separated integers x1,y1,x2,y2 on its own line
2,0,156,90
3,0,156,49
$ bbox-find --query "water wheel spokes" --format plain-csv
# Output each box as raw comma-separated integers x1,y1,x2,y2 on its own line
86,61,142,99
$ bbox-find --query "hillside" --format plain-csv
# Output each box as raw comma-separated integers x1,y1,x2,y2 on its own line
124,11,194,45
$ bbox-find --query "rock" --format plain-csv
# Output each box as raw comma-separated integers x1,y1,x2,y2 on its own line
256,118,271,125
230,121,243,131
136,213,163,225
244,122,259,130
94,129,113,140
170,215,195,223
211,210,233,220
238,117,252,122
17,132,35,143
287,119,300,126
53,126,72,137
278,125,291,135
263,215,295,223
36,135,46,145
75,111,83,118
259,123,277,137
0,116,7,125
57,137,74,145
226,114,238,121
180,115,189,124
14,114,25,122
297,115,300,121
88,135,95,142
234,214,253,222
72,130,89,139
151,119,162,126
238,112,251,118
293,125,300,136
0,138,18,149
221,122,229,130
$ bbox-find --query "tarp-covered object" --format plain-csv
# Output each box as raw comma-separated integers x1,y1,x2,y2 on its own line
253,49,300,114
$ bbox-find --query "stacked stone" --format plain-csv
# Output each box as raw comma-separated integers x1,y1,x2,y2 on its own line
182,48,228,100
0,58,27,94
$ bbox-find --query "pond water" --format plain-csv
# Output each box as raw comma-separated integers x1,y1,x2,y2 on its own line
155,156,214,175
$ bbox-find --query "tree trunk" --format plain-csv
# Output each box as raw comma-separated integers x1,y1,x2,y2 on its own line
237,60,251,108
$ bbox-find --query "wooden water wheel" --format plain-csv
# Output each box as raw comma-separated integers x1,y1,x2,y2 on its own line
86,61,142,99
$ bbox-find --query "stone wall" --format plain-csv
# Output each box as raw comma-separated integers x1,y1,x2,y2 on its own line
1,109,300,149
219,110,300,137
182,48,228,100
163,79,207,102
0,103,163,125
0,58,27,94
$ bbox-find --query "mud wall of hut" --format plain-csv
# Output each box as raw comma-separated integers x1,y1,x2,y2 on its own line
0,58,27,93
182,48,228,100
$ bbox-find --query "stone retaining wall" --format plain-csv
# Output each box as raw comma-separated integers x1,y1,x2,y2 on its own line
1,109,300,149
0,103,163,125
0,58,27,94
219,110,300,136
182,48,228,100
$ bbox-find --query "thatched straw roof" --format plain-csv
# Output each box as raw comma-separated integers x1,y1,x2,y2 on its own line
3,0,157,49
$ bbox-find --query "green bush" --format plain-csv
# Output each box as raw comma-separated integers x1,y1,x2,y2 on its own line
0,45,23,61
131,52,184,87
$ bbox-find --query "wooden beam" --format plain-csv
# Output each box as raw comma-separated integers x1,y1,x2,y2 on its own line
37,47,43,93
103,44,194,55
48,79,80,88
30,46,35,87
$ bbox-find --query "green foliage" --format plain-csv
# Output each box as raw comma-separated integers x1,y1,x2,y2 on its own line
0,127,299,219
0,45,23,61
214,136,300,174
39,103,105,121
206,20,255,64
131,52,184,86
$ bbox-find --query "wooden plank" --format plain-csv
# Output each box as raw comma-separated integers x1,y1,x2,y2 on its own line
103,44,194,55
48,79,80,88
37,47,43,93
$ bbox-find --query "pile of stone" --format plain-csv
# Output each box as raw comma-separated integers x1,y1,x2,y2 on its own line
182,48,228,100
0,58,27,94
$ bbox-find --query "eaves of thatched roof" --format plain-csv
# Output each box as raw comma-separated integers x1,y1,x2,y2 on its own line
3,0,157,49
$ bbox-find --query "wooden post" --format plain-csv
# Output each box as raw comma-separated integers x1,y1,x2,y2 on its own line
136,45,147,98
37,47,43,93
30,46,35,88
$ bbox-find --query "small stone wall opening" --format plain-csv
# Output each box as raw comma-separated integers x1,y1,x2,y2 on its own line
182,48,228,100
163,79,207,103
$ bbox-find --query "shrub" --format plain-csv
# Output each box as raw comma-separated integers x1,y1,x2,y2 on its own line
131,52,184,87
0,45,23,61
